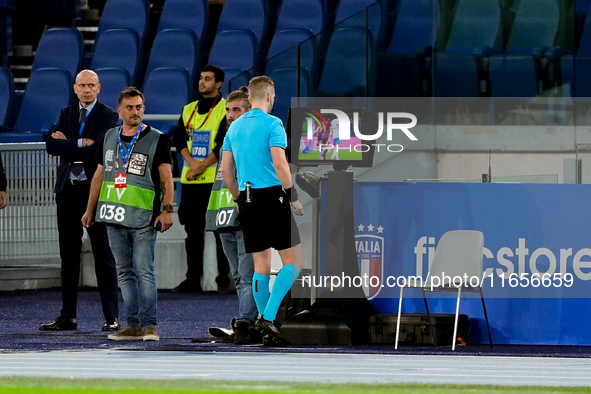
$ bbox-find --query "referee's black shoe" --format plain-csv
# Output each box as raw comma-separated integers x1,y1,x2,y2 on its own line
255,318,289,346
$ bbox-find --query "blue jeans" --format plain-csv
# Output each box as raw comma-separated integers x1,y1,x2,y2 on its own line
107,225,158,329
219,230,257,325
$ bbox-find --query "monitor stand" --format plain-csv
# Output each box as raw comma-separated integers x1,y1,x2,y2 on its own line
280,169,378,345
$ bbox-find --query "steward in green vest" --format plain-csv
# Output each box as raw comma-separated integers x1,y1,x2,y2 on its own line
95,124,160,228
82,86,174,340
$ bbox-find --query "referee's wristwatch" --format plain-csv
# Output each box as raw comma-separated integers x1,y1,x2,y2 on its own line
163,204,174,213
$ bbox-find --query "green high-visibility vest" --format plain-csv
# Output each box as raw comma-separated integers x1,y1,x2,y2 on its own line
96,126,161,228
205,156,240,231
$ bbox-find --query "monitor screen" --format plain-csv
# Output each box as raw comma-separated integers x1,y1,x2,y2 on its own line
289,107,375,169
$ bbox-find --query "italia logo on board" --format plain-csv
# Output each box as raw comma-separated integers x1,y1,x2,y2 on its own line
355,223,385,300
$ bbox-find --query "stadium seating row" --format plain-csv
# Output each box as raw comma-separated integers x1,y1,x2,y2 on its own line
0,0,386,141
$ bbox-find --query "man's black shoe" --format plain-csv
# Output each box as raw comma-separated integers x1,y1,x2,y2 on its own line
39,316,78,331
102,317,121,332
296,171,321,199
249,327,263,344
255,318,288,346
221,333,235,343
233,321,250,345
171,280,203,293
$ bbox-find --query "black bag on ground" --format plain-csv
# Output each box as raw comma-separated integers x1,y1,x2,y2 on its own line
369,313,470,346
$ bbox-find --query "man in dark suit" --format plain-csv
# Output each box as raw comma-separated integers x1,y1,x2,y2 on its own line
42,69,120,331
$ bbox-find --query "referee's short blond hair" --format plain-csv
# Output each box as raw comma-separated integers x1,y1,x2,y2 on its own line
248,76,275,101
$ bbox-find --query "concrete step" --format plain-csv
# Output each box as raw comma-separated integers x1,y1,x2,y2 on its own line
0,265,60,291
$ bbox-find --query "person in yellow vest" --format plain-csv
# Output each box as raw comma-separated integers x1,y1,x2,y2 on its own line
172,65,231,293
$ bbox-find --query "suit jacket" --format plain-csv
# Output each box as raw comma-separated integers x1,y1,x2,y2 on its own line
46,101,119,194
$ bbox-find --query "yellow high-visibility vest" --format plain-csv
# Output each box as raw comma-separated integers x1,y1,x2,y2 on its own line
180,97,226,184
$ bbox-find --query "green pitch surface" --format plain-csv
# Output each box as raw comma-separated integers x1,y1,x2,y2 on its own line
1,378,591,394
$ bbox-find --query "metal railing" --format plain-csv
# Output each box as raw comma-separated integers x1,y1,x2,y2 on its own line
0,143,59,264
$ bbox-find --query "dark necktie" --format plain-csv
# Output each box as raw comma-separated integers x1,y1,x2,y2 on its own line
79,108,87,125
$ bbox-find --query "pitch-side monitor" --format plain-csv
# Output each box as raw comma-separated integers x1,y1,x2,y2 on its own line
288,107,376,169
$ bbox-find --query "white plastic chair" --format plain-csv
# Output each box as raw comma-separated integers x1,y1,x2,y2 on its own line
395,230,493,350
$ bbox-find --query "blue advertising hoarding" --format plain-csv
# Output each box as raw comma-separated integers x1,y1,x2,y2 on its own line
325,182,591,345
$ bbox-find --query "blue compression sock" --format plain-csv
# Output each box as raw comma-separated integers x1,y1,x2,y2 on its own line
262,265,300,322
253,273,270,317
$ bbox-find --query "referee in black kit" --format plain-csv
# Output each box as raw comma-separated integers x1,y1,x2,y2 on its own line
221,76,304,345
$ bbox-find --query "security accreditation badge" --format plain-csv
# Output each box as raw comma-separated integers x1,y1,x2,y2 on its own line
191,130,211,160
116,124,143,187
115,173,127,188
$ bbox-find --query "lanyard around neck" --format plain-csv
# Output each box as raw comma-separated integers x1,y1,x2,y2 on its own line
185,94,221,130
116,124,143,172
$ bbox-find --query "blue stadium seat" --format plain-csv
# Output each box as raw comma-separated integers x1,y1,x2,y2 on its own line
142,67,190,136
215,0,266,51
434,54,480,97
443,0,502,55
265,29,315,74
96,0,149,48
334,0,384,49
145,29,199,88
209,30,256,72
224,69,251,99
489,56,538,97
90,28,139,86
434,0,502,97
267,67,309,127
95,67,130,112
11,68,72,140
558,2,591,97
208,29,256,97
561,55,591,97
504,0,560,56
576,2,591,56
388,0,438,55
274,0,324,34
576,0,591,45
488,0,565,98
157,0,208,53
270,0,326,84
0,66,13,128
317,27,376,96
335,0,378,24
376,0,438,97
30,28,83,79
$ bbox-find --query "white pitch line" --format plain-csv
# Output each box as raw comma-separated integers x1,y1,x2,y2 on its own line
2,351,591,386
